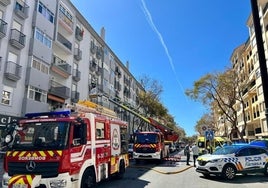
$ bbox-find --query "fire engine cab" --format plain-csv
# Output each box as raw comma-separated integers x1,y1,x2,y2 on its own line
2,101,129,188
133,118,179,162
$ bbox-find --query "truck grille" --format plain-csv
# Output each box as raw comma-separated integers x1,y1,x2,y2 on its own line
8,162,59,178
136,147,156,153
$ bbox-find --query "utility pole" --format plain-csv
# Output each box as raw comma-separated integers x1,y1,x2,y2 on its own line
250,0,268,124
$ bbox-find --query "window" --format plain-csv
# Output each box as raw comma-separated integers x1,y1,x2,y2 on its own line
35,28,52,48
1,86,13,105
96,122,105,139
32,58,49,74
38,2,54,23
15,1,23,11
238,148,250,156
12,20,22,31
8,52,18,63
27,86,47,103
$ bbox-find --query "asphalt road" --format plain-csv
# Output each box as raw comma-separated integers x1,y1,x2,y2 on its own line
2,150,268,188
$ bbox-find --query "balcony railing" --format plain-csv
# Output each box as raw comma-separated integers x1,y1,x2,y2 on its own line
247,130,255,136
9,29,26,49
58,9,73,33
75,26,83,41
4,61,22,81
0,19,7,39
52,55,72,75
49,80,70,99
71,91,80,103
0,0,11,6
74,48,82,61
14,0,29,19
96,67,102,76
89,60,97,72
96,48,103,60
90,42,96,54
57,33,72,51
72,69,81,82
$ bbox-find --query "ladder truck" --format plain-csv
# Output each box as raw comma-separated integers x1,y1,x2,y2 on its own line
1,100,129,188
133,118,179,163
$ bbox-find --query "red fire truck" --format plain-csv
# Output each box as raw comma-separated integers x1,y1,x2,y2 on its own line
133,118,179,162
133,130,170,162
2,101,129,188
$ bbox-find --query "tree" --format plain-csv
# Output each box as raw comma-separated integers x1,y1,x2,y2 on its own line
137,75,184,137
185,70,245,141
138,75,165,117
195,113,216,135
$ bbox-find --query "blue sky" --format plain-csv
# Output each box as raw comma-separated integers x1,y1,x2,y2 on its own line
70,0,251,136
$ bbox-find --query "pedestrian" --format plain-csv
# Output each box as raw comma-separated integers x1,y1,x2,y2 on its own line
184,144,190,165
191,143,199,167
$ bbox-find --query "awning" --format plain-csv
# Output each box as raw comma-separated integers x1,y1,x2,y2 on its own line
47,94,65,103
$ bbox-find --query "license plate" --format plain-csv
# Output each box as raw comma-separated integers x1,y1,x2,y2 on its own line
12,183,28,188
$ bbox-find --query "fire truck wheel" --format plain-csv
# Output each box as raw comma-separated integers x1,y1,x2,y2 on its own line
81,168,96,188
115,160,126,179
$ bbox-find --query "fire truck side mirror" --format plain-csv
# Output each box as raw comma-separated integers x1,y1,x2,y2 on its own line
4,134,13,144
3,123,18,145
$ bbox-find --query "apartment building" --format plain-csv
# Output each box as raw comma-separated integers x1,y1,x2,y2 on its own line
0,0,144,139
227,0,268,141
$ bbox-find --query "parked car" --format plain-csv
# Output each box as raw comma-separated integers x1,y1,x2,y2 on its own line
196,144,268,180
128,143,134,158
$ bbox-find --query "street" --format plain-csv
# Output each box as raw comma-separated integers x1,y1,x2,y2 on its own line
1,152,268,188
96,153,268,188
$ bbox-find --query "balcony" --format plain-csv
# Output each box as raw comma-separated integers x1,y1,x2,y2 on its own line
14,0,29,19
89,60,97,72
4,61,22,81
51,55,72,78
57,33,72,52
58,8,73,34
74,48,82,61
96,48,103,60
71,91,80,103
9,29,26,49
0,19,7,39
75,26,83,41
0,0,11,6
90,42,96,54
96,67,102,76
72,69,81,82
49,80,70,99
263,3,268,20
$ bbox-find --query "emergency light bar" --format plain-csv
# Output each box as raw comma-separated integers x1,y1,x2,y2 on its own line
25,111,71,118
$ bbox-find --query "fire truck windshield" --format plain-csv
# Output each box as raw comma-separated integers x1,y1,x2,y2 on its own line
12,122,70,150
135,133,159,144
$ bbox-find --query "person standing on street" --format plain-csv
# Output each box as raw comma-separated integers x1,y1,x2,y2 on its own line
184,144,190,165
191,143,199,167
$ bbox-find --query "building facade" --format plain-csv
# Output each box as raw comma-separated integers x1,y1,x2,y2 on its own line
225,0,268,141
0,0,144,139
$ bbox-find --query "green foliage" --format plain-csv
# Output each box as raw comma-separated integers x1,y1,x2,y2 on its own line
138,75,185,137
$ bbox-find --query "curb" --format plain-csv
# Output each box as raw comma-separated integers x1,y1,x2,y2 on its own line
129,164,193,175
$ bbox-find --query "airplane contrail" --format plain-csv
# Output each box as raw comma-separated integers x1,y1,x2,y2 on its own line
140,0,185,95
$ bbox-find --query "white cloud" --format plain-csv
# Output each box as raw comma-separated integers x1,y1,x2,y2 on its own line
140,0,185,94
